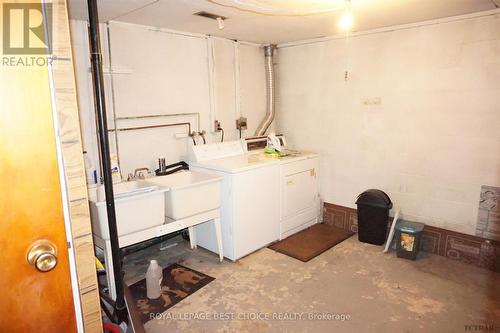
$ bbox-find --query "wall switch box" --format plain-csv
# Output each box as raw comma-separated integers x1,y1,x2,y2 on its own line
236,117,247,130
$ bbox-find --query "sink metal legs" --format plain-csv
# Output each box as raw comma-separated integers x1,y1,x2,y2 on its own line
188,226,197,249
104,239,117,300
94,238,117,300
214,218,223,262
189,217,224,262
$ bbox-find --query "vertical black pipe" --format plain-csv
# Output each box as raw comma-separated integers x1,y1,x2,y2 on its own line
86,0,127,317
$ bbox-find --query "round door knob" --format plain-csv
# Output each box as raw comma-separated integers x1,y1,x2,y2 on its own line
34,252,58,272
27,240,58,272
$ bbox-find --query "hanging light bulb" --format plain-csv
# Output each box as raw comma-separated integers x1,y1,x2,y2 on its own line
339,12,353,31
340,0,353,82
339,0,353,31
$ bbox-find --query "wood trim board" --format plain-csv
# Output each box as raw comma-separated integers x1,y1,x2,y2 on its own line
50,0,103,331
323,202,500,272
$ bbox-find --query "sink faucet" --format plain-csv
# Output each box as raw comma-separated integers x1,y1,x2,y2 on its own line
129,167,150,180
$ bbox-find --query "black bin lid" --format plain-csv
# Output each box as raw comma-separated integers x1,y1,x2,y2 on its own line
355,189,393,209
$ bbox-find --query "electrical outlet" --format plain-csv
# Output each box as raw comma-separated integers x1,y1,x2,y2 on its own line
214,120,221,131
236,116,247,130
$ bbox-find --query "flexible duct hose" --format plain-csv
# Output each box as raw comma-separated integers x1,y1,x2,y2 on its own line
254,44,276,136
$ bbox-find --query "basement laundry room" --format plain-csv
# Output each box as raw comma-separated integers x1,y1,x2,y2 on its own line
1,0,499,332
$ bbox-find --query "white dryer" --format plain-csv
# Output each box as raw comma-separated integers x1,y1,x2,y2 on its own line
278,151,321,239
244,136,321,239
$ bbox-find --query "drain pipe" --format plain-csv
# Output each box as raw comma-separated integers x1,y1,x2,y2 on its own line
87,0,127,320
254,44,276,136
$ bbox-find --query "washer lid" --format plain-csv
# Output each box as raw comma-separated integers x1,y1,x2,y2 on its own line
190,153,280,173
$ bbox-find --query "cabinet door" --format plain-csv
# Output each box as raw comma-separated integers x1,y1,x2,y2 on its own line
283,168,317,219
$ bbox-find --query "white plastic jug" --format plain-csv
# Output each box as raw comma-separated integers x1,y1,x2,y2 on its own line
145,260,163,299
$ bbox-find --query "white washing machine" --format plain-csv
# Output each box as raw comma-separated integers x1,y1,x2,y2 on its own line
189,140,281,261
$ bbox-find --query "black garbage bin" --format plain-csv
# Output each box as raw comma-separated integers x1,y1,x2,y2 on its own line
355,189,393,245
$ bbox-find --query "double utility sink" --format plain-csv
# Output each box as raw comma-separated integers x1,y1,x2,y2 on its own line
90,170,222,240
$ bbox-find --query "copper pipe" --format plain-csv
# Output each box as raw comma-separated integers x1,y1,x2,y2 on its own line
107,122,191,133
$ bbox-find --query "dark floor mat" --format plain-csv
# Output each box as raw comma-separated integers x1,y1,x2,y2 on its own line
269,224,354,262
128,263,214,324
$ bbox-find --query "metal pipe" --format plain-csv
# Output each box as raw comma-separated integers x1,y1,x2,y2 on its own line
87,0,127,319
110,113,201,150
254,44,276,136
107,122,191,133
106,24,122,175
115,112,201,132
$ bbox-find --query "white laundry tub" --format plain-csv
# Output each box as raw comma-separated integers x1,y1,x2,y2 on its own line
89,181,168,239
142,171,222,220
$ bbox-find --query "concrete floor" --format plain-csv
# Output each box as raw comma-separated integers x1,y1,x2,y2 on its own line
123,235,500,333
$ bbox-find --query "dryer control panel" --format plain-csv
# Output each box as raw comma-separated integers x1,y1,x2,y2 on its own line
189,140,246,162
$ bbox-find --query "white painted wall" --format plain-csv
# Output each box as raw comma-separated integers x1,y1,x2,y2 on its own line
276,13,500,235
70,20,267,177
238,43,268,135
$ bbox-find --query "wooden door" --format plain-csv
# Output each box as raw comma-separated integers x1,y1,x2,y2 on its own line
0,0,78,331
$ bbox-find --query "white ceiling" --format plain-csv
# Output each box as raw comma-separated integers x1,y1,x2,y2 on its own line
68,0,498,44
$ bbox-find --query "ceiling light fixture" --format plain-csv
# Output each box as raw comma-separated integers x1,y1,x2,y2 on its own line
339,0,353,31
216,17,225,29
193,11,227,29
339,0,353,82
